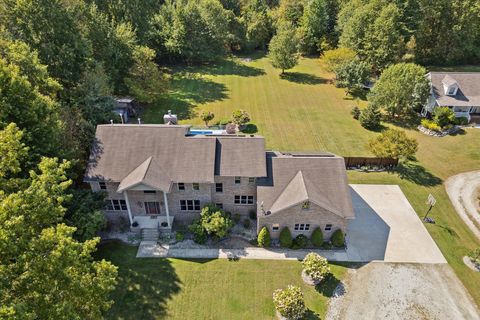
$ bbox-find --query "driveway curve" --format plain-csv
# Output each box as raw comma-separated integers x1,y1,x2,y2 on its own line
445,170,480,240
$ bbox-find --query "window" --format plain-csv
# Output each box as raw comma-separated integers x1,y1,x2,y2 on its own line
302,200,310,210
234,195,254,205
272,224,279,231
216,183,223,193
447,86,456,95
178,183,185,191
235,176,241,184
145,202,161,214
325,224,332,231
192,183,199,191
294,223,310,231
248,177,255,183
180,200,201,211
216,203,223,209
105,200,114,210
106,199,127,211
99,182,107,190
144,190,156,194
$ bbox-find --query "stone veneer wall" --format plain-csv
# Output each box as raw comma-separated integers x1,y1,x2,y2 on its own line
257,202,347,240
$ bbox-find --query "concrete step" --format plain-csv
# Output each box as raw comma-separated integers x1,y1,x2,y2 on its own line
142,228,159,241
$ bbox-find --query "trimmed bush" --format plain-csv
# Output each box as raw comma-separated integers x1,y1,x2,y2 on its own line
331,229,345,247
310,227,323,247
468,247,480,265
433,106,455,128
359,104,381,130
233,213,241,224
279,227,293,248
302,252,330,282
293,234,308,249
249,210,257,220
242,218,251,229
455,116,469,125
272,285,306,320
258,227,271,247
351,106,361,119
421,119,441,132
175,232,185,242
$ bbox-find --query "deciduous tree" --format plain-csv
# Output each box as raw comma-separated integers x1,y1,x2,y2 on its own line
368,63,429,119
268,23,299,74
368,129,418,160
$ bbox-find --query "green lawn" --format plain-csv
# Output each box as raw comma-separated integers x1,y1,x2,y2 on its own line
140,54,480,306
96,242,349,320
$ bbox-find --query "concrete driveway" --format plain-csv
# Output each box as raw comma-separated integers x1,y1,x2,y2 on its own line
347,185,446,264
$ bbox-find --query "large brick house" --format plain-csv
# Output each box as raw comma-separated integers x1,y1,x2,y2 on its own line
85,124,354,239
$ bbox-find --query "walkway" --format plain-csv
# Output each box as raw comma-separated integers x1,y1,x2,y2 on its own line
137,184,447,264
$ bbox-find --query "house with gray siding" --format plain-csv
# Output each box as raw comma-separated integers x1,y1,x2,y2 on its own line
85,124,354,240
422,72,480,122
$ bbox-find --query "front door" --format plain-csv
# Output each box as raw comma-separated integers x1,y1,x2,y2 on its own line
144,201,161,215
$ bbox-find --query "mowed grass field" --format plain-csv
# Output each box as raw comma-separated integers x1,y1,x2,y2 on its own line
96,242,349,320
135,54,480,308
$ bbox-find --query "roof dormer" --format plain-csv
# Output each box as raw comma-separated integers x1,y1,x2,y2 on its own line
442,75,458,96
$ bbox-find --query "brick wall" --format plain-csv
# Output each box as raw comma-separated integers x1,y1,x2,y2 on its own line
257,202,347,240
212,176,257,216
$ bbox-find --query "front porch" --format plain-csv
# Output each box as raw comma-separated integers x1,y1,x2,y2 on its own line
132,215,174,230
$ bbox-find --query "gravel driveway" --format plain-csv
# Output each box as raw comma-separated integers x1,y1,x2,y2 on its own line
445,170,480,239
327,262,480,320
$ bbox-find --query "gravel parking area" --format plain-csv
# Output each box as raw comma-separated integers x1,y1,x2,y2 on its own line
327,262,480,320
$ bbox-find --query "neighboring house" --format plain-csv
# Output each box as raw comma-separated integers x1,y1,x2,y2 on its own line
84,124,354,240
422,72,480,122
113,97,135,123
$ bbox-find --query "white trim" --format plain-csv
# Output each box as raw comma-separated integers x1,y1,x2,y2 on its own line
163,191,171,228
123,191,133,225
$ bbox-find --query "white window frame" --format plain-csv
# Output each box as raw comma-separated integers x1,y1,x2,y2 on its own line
234,176,241,184
215,183,223,193
178,183,185,191
234,195,254,205
180,200,201,211
99,182,107,190
272,224,280,231
325,224,332,231
294,223,310,231
105,199,127,211
192,183,199,191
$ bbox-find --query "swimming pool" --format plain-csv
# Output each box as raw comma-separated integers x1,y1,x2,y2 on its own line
189,129,226,135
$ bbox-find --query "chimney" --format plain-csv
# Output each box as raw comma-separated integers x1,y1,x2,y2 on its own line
163,110,178,125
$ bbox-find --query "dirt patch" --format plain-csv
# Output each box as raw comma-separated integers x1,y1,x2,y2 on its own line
326,262,480,320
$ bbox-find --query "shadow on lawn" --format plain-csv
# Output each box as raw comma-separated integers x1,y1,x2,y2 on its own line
183,59,265,77
395,162,443,187
315,273,344,298
280,72,328,85
144,74,228,122
95,242,182,320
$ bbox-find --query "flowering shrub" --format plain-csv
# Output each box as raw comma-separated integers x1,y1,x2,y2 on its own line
421,119,441,132
302,253,330,282
272,285,306,320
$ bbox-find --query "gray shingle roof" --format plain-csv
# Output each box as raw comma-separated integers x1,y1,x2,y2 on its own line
257,152,355,219
85,124,266,188
430,72,480,107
